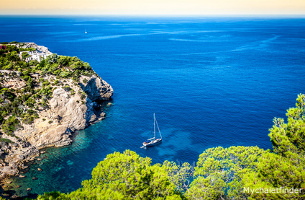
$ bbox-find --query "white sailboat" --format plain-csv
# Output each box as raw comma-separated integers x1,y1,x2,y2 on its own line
85,29,87,34
142,113,162,148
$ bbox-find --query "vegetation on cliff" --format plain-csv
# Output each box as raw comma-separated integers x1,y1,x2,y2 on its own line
36,94,305,199
0,42,112,180
0,43,96,137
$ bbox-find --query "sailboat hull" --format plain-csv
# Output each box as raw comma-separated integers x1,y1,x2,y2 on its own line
143,139,162,147
142,113,162,148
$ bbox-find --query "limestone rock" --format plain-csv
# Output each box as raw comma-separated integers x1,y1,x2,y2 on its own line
14,75,112,149
80,75,113,101
0,43,113,179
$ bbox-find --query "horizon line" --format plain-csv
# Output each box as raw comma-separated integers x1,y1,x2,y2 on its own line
1,13,305,18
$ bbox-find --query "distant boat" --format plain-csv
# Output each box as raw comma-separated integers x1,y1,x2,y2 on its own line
141,113,162,148
85,29,87,34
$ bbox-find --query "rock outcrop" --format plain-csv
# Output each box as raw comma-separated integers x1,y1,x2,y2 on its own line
0,43,113,178
15,75,113,149
80,77,113,101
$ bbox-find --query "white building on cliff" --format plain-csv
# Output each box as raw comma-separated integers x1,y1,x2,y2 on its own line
19,42,52,62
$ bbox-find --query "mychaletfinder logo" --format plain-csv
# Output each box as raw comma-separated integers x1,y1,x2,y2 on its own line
243,187,303,194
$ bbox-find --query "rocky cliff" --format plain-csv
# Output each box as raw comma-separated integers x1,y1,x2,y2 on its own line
0,42,113,178
15,74,113,148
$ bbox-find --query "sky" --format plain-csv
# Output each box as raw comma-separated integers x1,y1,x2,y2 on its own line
1,0,305,16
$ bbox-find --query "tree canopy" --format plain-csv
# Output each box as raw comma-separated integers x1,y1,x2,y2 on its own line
38,150,182,200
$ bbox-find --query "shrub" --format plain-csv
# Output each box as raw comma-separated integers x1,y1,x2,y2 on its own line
63,85,71,92
81,93,86,100
0,138,12,143
42,80,50,87
2,116,20,134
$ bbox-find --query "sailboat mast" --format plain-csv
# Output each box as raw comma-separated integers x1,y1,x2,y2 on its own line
155,115,162,139
153,113,156,138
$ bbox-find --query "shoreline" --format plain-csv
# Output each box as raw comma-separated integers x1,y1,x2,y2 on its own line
0,42,113,198
0,101,113,199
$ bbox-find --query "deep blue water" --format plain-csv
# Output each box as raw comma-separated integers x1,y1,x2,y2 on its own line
1,16,305,196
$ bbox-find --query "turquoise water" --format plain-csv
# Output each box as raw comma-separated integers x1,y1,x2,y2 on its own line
1,16,305,196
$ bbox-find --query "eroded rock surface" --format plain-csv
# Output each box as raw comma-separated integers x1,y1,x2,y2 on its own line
0,43,113,178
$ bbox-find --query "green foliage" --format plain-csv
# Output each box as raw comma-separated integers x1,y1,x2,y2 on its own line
63,85,71,92
269,94,305,158
6,45,17,52
186,146,267,200
37,191,68,200
9,41,19,44
19,47,36,52
39,150,181,200
2,116,20,134
46,54,58,64
29,59,39,66
39,85,53,99
187,175,226,200
80,92,86,100
0,138,12,143
21,51,30,59
21,109,39,124
70,150,180,199
70,89,75,95
25,97,35,108
162,161,193,193
42,80,50,87
6,51,20,62
57,56,69,67
59,71,71,78
0,88,16,102
54,80,59,85
241,152,305,199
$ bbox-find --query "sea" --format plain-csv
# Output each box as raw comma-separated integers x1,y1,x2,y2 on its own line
0,16,304,197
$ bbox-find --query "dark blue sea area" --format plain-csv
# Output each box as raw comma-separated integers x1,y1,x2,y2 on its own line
0,16,305,196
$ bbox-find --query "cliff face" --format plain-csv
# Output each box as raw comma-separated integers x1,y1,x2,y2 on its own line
0,42,113,178
15,75,113,149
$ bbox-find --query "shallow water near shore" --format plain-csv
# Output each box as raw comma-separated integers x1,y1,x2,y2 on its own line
1,16,305,196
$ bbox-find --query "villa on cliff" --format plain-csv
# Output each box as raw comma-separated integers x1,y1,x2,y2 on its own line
1,42,52,62
18,42,52,62
19,50,52,62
